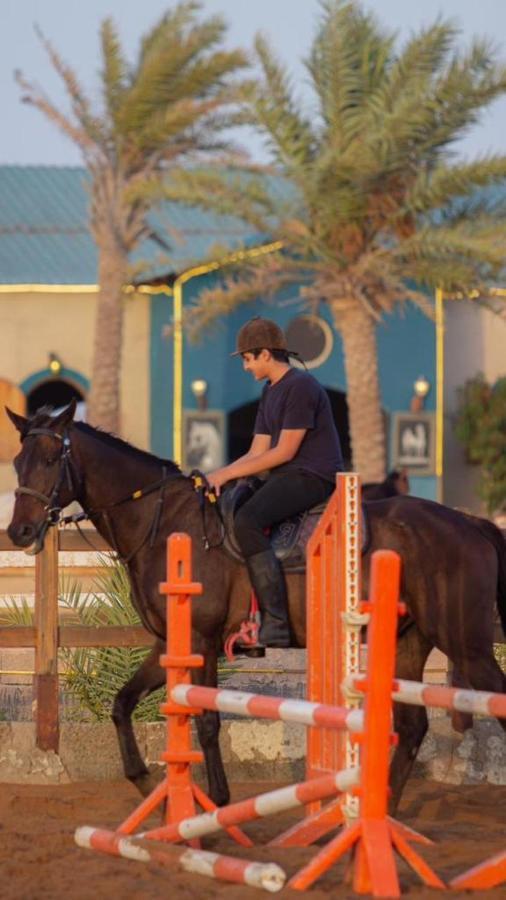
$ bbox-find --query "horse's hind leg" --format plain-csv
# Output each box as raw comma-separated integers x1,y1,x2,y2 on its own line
112,640,165,797
454,650,506,734
390,625,432,813
193,637,230,808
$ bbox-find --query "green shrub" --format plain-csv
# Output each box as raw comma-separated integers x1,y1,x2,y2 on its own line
59,556,166,721
455,374,506,514
3,554,235,722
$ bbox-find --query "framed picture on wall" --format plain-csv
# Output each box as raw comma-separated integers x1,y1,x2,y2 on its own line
182,410,226,473
391,412,435,475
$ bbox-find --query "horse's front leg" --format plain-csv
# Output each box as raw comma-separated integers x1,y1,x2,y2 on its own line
112,640,165,797
193,636,230,808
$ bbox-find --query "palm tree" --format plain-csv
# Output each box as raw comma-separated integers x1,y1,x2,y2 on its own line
163,0,506,481
16,2,247,432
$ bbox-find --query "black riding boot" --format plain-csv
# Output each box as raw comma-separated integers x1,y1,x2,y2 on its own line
246,549,291,649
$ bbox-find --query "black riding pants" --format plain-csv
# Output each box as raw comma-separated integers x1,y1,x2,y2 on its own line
234,470,335,558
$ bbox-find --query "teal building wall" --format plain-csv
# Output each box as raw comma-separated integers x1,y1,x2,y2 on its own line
150,272,436,500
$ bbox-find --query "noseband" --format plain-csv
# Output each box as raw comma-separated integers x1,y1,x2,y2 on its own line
15,427,77,529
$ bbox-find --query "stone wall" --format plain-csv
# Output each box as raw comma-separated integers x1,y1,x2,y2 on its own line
1,649,504,786
1,711,505,787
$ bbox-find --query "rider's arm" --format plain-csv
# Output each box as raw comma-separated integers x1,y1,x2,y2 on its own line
208,429,306,493
233,432,272,464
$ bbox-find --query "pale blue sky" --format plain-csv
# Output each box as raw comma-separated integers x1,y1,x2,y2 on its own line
2,0,506,166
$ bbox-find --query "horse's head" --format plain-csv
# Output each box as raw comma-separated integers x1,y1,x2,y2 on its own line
6,399,78,554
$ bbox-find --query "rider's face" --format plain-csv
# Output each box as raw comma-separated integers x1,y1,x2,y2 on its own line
241,350,270,381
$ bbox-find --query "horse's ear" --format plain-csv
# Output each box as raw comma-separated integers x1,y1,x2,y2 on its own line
51,398,77,431
5,406,29,437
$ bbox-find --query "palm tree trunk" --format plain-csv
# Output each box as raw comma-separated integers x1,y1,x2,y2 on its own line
331,301,386,482
87,239,128,433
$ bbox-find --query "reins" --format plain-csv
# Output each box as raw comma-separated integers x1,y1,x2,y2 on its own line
93,465,175,564
17,425,225,563
189,470,226,551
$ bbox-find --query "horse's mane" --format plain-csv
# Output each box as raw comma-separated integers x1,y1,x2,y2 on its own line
28,408,181,475
75,422,181,474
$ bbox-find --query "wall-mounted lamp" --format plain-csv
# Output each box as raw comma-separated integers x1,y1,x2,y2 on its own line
48,352,63,376
191,378,208,411
410,374,430,412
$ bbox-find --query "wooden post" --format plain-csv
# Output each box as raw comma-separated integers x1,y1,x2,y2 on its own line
34,526,59,752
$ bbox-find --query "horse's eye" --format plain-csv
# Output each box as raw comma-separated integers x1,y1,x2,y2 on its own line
45,458,57,467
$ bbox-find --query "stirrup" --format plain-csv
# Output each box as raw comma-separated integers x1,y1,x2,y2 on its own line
234,641,266,658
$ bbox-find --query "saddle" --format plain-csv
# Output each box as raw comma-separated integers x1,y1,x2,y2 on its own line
219,477,367,573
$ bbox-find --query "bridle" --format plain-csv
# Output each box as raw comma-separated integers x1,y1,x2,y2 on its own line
15,426,224,561
15,427,78,548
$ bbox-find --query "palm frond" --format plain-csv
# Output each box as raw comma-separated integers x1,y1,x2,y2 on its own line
308,0,394,146
33,25,106,147
367,20,455,124
420,38,506,153
119,9,246,139
407,159,506,214
59,558,164,722
0,596,34,626
184,253,300,340
137,1,205,69
251,33,316,171
164,168,276,229
15,69,98,156
100,18,129,128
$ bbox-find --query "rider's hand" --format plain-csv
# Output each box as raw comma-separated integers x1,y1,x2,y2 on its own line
206,468,228,497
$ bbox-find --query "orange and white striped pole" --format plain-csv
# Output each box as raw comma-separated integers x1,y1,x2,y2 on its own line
289,549,445,896
392,679,506,718
140,767,360,843
75,827,285,893
171,683,364,732
450,849,506,891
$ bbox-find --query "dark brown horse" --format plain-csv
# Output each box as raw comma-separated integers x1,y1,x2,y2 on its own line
362,468,410,501
6,402,506,812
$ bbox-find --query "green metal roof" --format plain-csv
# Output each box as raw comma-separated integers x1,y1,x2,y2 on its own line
0,165,276,285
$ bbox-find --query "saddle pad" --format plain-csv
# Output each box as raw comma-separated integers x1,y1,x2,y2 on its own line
219,478,368,573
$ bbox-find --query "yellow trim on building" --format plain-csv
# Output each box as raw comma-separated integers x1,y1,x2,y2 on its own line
0,284,99,293
171,241,283,464
435,288,444,498
0,283,174,295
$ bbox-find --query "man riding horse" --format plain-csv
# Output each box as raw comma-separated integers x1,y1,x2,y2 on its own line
206,317,344,651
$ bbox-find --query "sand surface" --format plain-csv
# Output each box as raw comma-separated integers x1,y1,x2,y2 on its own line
0,777,504,898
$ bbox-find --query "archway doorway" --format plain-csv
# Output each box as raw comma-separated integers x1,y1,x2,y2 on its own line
27,379,85,418
227,388,351,469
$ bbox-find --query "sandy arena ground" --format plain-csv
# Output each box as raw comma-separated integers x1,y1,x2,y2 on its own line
0,777,505,899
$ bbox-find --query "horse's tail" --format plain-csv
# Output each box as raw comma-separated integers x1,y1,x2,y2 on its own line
470,516,506,637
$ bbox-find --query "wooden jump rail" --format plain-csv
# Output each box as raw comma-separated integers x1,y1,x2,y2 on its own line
0,526,153,752
76,530,446,897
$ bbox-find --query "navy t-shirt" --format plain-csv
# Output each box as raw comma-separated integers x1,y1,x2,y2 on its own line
254,368,343,483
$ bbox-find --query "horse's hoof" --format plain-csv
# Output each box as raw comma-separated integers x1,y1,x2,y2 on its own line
130,764,164,798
